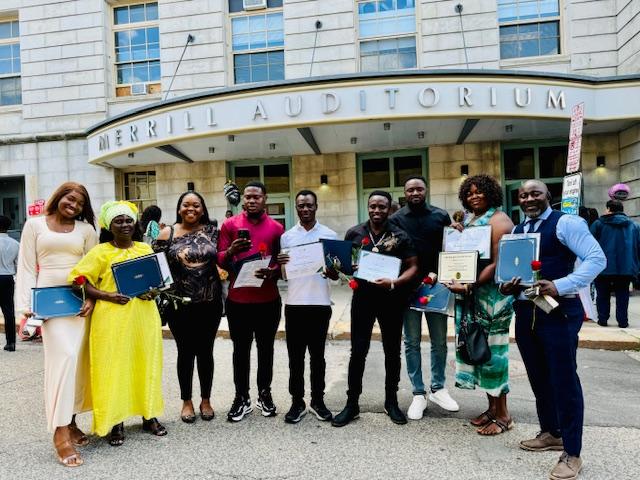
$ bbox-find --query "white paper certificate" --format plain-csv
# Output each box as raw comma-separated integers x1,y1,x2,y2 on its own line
233,256,272,288
438,251,478,284
354,250,401,282
282,242,326,280
443,225,492,259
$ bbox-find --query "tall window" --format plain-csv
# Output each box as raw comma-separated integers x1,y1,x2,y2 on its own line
498,0,560,59
230,1,284,84
123,170,157,212
357,150,427,221
0,19,21,106
358,0,417,72
113,2,160,97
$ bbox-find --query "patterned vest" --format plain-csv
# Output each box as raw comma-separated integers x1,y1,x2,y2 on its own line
514,209,575,281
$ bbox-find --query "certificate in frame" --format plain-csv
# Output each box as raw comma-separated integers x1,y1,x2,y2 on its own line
437,251,478,284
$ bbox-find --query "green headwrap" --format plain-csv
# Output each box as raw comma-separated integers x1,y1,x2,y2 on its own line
99,201,138,229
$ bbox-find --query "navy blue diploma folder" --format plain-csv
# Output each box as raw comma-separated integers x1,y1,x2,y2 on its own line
410,282,452,314
495,236,538,285
112,254,164,297
31,286,83,319
320,239,354,275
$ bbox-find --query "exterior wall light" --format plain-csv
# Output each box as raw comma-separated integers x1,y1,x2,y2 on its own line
208,147,215,154
597,155,606,168
228,135,235,142
128,152,135,158
505,124,513,133
417,131,425,139
269,143,276,150
320,174,328,185
461,164,469,176
350,137,357,144
383,122,391,131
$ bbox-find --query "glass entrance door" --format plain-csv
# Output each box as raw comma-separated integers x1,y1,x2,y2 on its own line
231,160,292,229
0,176,25,238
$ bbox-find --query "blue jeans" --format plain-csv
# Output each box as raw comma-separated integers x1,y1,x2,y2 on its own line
403,308,448,395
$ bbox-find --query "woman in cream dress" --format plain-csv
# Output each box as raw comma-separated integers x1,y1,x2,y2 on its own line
15,182,97,467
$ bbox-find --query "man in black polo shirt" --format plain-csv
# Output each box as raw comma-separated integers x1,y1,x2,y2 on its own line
389,176,460,420
332,190,418,427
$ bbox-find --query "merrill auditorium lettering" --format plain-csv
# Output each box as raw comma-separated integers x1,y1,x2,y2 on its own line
97,86,566,151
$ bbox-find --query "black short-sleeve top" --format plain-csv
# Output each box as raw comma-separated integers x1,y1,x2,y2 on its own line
153,224,221,304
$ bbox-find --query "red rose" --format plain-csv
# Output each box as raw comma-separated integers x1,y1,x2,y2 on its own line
531,260,542,271
74,275,87,286
361,237,370,246
419,296,429,305
423,276,434,285
258,242,268,255
348,279,359,290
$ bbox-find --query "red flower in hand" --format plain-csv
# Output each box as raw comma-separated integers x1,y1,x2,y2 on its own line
74,275,87,286
258,242,268,256
531,260,542,271
419,296,430,305
423,276,433,285
348,279,359,290
361,237,370,246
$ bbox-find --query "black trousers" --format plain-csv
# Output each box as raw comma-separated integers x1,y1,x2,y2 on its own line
0,276,15,345
285,305,332,403
514,298,584,457
226,298,281,398
167,300,222,401
347,291,404,404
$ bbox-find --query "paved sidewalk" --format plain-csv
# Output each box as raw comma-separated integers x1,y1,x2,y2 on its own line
3,284,640,350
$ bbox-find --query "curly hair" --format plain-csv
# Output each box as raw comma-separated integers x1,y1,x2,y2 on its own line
458,174,503,211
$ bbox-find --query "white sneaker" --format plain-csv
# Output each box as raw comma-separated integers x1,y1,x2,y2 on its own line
428,388,459,412
407,394,428,420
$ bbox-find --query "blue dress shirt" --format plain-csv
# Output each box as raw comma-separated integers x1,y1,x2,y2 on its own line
518,207,606,296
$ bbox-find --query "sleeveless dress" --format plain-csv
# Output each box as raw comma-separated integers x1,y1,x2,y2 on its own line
15,216,97,432
454,208,514,397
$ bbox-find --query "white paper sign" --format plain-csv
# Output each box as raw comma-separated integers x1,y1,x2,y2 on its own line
566,102,584,174
233,256,272,288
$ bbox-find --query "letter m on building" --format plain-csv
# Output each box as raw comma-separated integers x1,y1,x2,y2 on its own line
98,134,110,151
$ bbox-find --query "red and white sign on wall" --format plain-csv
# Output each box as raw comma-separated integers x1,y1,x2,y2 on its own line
566,103,584,174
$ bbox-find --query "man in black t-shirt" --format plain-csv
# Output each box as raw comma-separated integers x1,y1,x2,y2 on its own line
389,176,460,420
332,190,418,427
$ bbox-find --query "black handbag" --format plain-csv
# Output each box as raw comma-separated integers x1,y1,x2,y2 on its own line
456,289,491,366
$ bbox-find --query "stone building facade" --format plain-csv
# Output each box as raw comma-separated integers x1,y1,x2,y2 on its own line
1,0,639,236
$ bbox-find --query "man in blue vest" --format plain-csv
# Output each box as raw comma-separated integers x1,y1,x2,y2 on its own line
501,180,605,480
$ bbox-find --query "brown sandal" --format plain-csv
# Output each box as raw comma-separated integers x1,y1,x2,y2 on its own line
470,410,494,427
477,417,514,436
69,424,89,447
54,439,83,467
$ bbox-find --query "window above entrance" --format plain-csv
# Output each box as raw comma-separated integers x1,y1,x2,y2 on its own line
357,0,417,72
498,0,561,59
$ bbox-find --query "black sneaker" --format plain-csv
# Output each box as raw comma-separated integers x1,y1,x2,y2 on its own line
310,399,333,421
227,396,253,422
284,400,307,424
384,402,407,425
331,403,359,427
3,343,15,352
257,390,277,417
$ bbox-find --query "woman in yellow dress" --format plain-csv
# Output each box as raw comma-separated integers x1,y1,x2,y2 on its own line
68,201,166,446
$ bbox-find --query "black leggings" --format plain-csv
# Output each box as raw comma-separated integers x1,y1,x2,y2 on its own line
168,300,222,401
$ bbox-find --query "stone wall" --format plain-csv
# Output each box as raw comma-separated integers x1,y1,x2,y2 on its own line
619,125,640,220
617,0,640,75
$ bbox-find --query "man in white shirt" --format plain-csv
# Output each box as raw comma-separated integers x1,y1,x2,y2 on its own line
0,215,20,351
277,190,338,424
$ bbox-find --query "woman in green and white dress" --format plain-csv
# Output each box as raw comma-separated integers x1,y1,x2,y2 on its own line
444,174,515,436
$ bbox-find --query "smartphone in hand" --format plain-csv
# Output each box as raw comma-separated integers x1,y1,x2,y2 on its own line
237,228,250,240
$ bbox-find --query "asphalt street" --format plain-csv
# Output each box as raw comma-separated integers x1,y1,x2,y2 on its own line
1,338,639,480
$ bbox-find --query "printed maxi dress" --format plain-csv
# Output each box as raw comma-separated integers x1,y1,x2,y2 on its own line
454,208,514,397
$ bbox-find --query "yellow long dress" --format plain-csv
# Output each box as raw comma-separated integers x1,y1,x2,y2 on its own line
68,242,164,436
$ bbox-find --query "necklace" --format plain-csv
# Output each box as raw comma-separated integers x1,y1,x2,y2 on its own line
368,231,388,253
